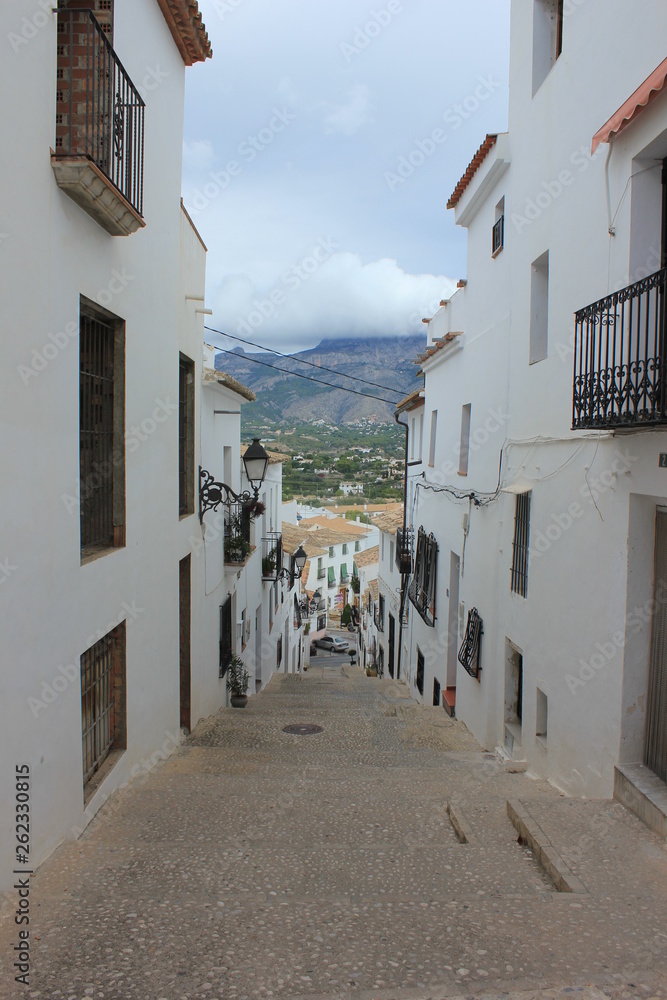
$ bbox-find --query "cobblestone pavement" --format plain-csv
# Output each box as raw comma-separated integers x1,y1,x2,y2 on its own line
1,666,666,999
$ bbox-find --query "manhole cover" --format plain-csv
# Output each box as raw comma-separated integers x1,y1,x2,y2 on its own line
283,723,323,736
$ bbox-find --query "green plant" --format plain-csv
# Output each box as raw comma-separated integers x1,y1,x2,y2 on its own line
226,655,250,696
226,536,251,563
262,553,277,576
351,576,360,594
244,499,266,521
304,622,311,635
341,603,352,626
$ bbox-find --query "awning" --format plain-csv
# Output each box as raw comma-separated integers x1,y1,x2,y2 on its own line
592,57,667,153
353,562,358,577
328,566,335,584
340,563,348,578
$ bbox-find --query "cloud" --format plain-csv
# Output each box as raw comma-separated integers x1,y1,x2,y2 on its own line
182,139,216,175
210,252,456,349
323,84,373,136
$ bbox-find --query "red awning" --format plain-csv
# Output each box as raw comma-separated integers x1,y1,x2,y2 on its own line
592,57,667,153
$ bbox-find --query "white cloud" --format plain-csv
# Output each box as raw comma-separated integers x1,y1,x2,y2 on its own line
182,139,216,175
210,252,456,349
323,84,373,136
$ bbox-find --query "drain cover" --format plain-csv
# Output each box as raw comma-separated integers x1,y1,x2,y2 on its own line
283,723,323,736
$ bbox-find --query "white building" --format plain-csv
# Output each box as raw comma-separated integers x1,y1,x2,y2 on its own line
0,0,214,890
402,0,667,822
340,483,365,496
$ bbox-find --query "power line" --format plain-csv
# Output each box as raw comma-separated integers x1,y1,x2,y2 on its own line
204,324,409,397
213,345,402,405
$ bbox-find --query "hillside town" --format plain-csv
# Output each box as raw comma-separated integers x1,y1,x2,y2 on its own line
1,1,667,997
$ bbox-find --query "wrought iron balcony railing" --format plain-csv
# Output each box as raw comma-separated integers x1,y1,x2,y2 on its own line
54,9,145,218
573,268,667,429
261,533,283,581
373,609,385,633
224,502,251,565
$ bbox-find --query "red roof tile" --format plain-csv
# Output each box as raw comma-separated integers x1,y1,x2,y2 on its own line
447,134,498,210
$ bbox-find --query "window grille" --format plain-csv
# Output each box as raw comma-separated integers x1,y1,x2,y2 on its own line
416,647,425,695
179,355,194,516
80,313,115,550
492,215,504,255
458,607,483,679
408,527,438,626
510,492,531,598
81,623,124,786
219,596,232,678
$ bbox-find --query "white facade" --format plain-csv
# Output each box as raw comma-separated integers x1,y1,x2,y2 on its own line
0,1,213,889
402,0,667,798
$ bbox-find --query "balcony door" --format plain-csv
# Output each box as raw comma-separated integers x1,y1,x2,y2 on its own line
645,510,667,782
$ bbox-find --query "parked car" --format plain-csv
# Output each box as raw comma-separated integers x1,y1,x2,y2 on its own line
314,635,349,653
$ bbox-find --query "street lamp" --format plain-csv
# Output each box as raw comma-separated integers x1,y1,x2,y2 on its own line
199,437,270,521
277,544,308,582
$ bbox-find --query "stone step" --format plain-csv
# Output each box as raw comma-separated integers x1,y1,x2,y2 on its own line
614,761,667,838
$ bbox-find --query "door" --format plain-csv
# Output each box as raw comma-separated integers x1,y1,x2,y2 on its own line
645,509,667,781
446,553,460,688
179,555,191,732
388,614,395,678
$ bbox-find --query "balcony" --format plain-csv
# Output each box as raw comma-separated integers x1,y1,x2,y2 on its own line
52,9,145,236
373,609,385,633
317,567,326,580
224,502,252,566
408,527,437,627
395,527,413,575
262,533,283,581
573,268,667,430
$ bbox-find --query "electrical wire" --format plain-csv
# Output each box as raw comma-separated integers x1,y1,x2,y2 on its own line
213,345,403,406
205,324,409,397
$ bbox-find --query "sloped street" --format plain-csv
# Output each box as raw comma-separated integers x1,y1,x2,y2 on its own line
1,666,666,999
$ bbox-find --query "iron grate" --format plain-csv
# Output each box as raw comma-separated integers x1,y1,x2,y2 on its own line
282,724,323,736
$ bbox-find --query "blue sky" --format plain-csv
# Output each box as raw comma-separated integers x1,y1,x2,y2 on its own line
183,0,510,350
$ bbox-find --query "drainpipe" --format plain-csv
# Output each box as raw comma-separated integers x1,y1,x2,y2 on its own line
395,410,410,683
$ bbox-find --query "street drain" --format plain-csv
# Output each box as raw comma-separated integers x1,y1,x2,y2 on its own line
283,724,323,736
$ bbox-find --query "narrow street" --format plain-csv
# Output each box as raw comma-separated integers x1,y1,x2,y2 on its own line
2,667,666,999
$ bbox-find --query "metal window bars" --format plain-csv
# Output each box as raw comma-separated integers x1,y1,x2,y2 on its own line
458,608,483,679
492,215,504,255
81,631,115,785
408,527,438,626
510,492,531,598
80,313,115,550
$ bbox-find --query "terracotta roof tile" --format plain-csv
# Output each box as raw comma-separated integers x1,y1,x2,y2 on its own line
353,545,379,568
447,133,498,210
202,368,256,401
155,0,212,64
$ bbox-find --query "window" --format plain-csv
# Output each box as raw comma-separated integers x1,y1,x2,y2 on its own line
493,197,505,256
511,492,531,598
329,546,334,558
536,688,548,745
409,527,438,626
179,354,195,515
79,299,125,557
342,543,348,555
428,410,438,467
219,596,233,677
416,647,425,696
276,634,282,668
389,540,395,568
459,404,471,476
529,251,549,364
388,614,395,678
418,413,424,461
317,613,326,631
328,566,336,588
379,593,385,630
410,417,415,460
317,557,325,579
532,0,563,96
433,677,441,707
81,621,125,795
355,540,360,552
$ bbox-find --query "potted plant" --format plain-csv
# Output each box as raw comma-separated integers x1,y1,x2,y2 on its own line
243,499,266,521
366,663,378,677
226,654,250,708
262,552,277,576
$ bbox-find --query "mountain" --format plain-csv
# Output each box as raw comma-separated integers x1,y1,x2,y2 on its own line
213,335,426,426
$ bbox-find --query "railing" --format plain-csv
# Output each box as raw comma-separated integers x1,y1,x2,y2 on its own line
224,502,251,564
262,533,282,581
395,527,413,575
492,215,504,255
373,609,385,633
408,528,438,627
293,594,302,629
317,568,326,579
573,268,667,429
55,9,145,216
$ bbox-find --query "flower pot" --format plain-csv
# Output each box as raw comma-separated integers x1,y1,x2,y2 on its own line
230,694,248,708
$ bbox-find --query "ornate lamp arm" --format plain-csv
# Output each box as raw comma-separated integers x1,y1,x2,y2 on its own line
199,467,257,521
